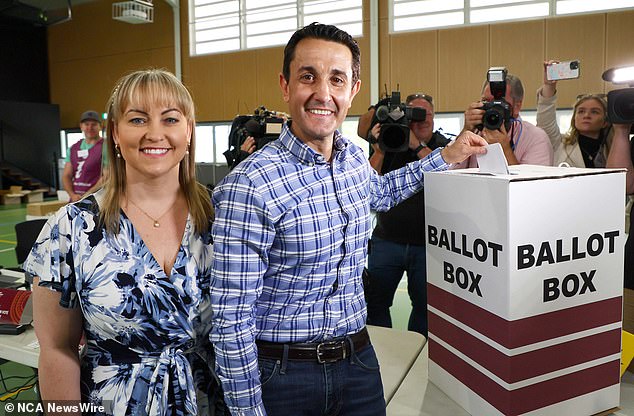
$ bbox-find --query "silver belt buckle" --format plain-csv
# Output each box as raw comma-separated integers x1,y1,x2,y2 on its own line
316,340,346,364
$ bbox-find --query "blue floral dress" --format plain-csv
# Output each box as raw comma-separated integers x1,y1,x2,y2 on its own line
24,191,225,416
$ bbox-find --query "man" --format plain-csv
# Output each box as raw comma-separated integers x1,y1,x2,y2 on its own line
607,122,634,337
360,93,448,337
454,74,553,168
62,110,105,201
210,23,487,416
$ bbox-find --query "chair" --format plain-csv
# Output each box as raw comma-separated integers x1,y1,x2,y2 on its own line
0,219,46,289
14,219,47,267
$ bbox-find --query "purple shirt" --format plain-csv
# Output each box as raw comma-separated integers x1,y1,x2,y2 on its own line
69,138,103,194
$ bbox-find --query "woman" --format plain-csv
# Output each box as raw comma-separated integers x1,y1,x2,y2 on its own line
536,60,611,168
26,69,225,415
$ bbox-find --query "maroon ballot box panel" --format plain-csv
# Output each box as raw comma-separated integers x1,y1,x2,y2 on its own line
424,165,625,416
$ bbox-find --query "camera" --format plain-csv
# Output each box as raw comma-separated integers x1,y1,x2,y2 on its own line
477,67,512,131
374,91,426,152
602,65,634,125
224,106,286,167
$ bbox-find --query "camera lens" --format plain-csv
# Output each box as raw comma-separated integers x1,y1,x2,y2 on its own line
375,105,390,122
616,98,634,120
608,88,634,123
483,109,503,130
570,61,579,70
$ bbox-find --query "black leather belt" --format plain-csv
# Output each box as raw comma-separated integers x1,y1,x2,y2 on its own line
256,327,370,364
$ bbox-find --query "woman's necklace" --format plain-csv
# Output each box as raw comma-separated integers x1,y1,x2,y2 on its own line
127,197,178,228
578,133,604,162
579,145,600,161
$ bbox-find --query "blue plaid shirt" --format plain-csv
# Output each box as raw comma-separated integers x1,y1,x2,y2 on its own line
210,124,448,415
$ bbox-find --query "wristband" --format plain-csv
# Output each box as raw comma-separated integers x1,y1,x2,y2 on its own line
414,143,427,154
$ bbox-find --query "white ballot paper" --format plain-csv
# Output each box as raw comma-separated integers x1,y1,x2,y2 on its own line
476,142,509,175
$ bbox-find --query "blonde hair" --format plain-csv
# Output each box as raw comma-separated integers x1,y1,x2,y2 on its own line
100,69,213,235
562,94,609,146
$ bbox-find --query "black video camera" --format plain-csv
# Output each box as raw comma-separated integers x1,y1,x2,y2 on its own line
373,91,426,152
224,106,286,167
477,67,512,131
603,66,634,127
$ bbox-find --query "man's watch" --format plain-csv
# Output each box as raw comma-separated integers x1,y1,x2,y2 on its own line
414,142,428,154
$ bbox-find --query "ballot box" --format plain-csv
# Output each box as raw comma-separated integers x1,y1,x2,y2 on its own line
424,165,625,416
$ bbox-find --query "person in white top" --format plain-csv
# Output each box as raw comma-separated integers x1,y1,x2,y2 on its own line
536,60,612,168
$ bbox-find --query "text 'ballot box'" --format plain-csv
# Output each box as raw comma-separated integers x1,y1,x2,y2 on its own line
424,165,625,416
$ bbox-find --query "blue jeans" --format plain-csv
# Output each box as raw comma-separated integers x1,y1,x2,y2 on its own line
259,344,386,416
366,236,428,336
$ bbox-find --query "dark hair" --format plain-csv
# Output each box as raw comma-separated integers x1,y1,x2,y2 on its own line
283,22,361,85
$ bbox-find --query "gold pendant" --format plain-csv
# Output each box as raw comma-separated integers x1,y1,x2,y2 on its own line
153,221,160,228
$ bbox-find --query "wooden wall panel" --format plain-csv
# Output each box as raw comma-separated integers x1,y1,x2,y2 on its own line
388,31,437,105
48,0,175,127
183,55,224,121
221,51,258,120
490,20,545,109
378,0,391,106
545,14,606,107
255,47,287,115
351,34,371,116
46,2,634,126
50,49,173,128
606,10,634,92
438,26,489,112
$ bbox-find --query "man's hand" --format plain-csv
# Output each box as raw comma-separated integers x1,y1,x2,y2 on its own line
69,193,81,202
482,124,510,148
241,136,256,154
613,123,633,135
441,131,488,164
408,129,420,151
369,123,381,144
463,101,485,133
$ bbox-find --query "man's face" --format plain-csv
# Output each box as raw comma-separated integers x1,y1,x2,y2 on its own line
482,83,522,119
80,120,101,140
408,98,434,142
279,38,361,144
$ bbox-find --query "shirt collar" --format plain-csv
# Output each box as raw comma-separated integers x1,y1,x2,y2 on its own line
279,122,350,166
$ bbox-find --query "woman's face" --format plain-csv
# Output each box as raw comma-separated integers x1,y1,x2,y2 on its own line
113,102,191,182
574,98,607,137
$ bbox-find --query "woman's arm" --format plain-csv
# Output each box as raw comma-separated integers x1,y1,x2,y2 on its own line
536,60,563,150
607,123,634,194
33,277,84,402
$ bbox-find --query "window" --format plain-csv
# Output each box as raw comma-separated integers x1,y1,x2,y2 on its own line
556,0,634,15
190,0,363,56
391,0,634,33
194,122,233,163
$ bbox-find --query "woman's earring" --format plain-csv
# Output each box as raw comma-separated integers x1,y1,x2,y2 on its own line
185,143,190,155
115,144,121,158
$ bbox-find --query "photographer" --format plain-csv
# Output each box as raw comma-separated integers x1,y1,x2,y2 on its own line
607,124,634,287
224,107,287,170
361,93,449,337
229,135,256,170
456,71,553,168
537,60,612,168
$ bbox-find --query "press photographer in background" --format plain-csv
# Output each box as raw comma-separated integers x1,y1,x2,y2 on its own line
537,60,612,168
359,92,449,337
605,65,634,332
455,67,553,168
223,106,287,169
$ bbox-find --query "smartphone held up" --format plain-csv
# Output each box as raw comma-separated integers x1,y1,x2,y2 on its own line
547,60,581,81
